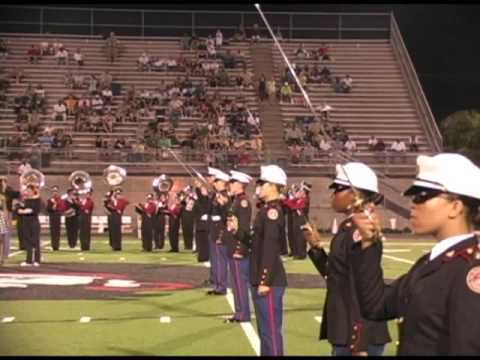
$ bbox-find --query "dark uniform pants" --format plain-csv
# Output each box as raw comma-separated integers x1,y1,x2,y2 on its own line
49,213,61,250
65,215,79,248
287,211,294,255
332,344,385,356
292,214,307,258
153,215,166,249
16,216,25,250
252,286,285,356
141,216,153,251
79,213,92,251
110,212,122,250
229,256,251,321
211,243,228,293
181,211,194,250
22,218,40,264
168,216,180,251
195,229,209,262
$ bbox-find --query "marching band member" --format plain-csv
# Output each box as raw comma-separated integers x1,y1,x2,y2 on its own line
17,184,42,266
180,186,196,251
304,163,390,356
135,193,157,252
167,194,183,253
250,165,288,356
0,176,21,262
46,185,64,251
223,170,253,323
104,188,129,251
153,191,168,250
351,154,480,355
64,188,81,249
78,189,94,251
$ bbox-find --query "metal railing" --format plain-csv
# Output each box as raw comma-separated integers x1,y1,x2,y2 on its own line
389,14,443,152
0,5,391,40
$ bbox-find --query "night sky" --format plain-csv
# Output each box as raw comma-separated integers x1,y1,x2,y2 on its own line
22,3,480,123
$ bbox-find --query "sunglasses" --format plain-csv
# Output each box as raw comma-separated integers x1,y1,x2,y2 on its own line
410,190,445,204
331,184,351,194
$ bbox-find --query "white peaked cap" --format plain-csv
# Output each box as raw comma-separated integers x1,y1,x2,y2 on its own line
260,165,287,186
213,169,230,182
332,162,379,193
207,167,221,176
403,153,480,200
229,170,252,184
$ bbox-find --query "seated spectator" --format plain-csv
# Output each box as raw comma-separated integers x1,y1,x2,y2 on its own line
99,71,113,89
91,95,104,113
340,74,353,93
319,137,332,152
52,100,67,121
317,42,331,61
87,74,98,94
295,43,310,58
102,112,115,133
64,94,78,116
0,39,9,58
72,73,85,89
289,143,303,163
367,135,378,151
373,138,386,152
303,142,316,162
216,29,224,47
73,48,84,66
78,94,91,113
316,102,333,121
319,66,333,84
280,82,293,104
39,40,51,56
34,84,45,99
285,123,303,145
27,45,41,64
333,76,343,93
391,139,407,152
408,135,419,152
137,52,150,71
52,39,63,54
55,47,69,65
251,23,261,43
101,87,113,106
343,138,357,153
266,77,277,103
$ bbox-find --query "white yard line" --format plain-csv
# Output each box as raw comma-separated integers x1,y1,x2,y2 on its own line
225,289,260,356
314,316,322,323
8,241,50,258
79,316,91,323
382,254,415,265
383,249,411,253
1,317,15,323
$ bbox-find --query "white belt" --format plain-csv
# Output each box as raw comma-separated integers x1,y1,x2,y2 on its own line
200,214,208,221
211,215,221,221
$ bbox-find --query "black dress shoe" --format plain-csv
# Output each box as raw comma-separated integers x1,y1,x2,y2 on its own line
224,317,239,323
206,290,226,295
168,249,179,253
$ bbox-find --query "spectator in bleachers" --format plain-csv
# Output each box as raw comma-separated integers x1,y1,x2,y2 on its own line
373,138,386,152
72,73,85,89
73,48,84,66
289,142,303,163
303,141,317,162
343,137,357,153
52,39,63,54
339,74,353,93
266,77,277,103
52,100,67,122
99,71,113,89
39,40,51,56
317,42,331,61
0,39,9,58
91,94,104,114
251,23,261,43
87,74,99,95
104,32,121,63
319,66,333,84
232,24,246,42
137,52,150,71
27,110,42,138
280,82,293,104
101,87,113,106
319,136,332,153
180,33,190,50
55,47,69,65
27,45,41,64
284,123,303,145
368,135,378,151
95,135,102,148
64,94,78,116
295,43,310,58
78,94,91,114
408,135,419,152
103,112,115,133
391,139,407,153
215,29,223,47
317,101,333,121
258,74,268,102
333,76,343,93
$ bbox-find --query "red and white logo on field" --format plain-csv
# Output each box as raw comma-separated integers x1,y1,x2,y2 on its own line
0,272,193,293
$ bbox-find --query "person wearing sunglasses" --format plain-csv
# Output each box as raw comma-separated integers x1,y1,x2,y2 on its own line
351,153,480,355
304,162,391,356
250,165,288,356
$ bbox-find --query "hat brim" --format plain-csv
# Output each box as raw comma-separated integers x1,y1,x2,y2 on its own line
403,184,443,197
328,179,350,189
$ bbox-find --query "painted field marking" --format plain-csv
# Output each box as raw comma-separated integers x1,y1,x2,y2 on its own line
383,249,411,253
161,257,167,261
202,261,211,268
225,289,260,356
422,250,430,253
78,253,84,256
382,242,434,246
1,317,15,323
79,257,85,261
119,257,125,261
159,316,171,323
314,316,322,323
383,255,415,265
79,316,91,323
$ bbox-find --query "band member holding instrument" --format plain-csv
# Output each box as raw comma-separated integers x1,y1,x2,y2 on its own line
17,184,42,266
64,188,81,249
46,185,63,251
79,189,94,251
303,162,390,356
167,195,183,253
104,188,129,251
206,168,231,296
0,176,21,262
179,186,196,251
154,191,168,250
223,170,253,323
351,154,480,355
135,193,157,252
250,165,288,356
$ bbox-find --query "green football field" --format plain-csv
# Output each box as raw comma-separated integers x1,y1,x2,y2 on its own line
0,233,434,356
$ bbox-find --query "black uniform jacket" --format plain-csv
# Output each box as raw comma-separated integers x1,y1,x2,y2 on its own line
308,218,391,351
224,193,252,257
351,235,480,355
250,199,287,287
